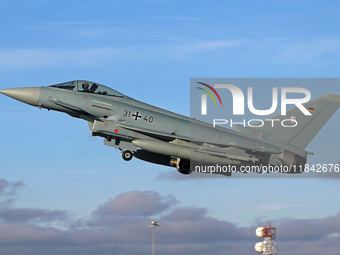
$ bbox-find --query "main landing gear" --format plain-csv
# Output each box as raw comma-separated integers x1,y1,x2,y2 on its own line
122,150,133,161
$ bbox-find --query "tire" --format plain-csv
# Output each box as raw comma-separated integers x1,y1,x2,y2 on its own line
122,150,133,161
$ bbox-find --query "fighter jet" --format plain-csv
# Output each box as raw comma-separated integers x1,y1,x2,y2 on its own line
1,80,339,176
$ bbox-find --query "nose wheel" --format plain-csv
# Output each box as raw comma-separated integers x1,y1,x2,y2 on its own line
122,150,133,161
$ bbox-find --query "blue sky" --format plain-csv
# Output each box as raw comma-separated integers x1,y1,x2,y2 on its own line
0,1,340,254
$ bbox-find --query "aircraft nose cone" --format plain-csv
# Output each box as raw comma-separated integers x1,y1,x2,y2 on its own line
0,87,41,106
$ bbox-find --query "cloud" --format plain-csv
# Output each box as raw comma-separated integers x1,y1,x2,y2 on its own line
0,47,133,69
275,212,340,241
0,39,245,69
172,40,246,56
0,179,69,224
2,37,339,70
92,190,178,217
0,182,340,254
246,203,315,211
270,38,340,65
0,223,67,245
155,170,192,181
0,179,24,206
162,207,207,221
155,170,219,181
148,16,203,21
0,179,24,196
0,207,69,223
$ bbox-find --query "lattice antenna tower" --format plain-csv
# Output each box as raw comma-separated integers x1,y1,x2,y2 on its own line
255,220,279,255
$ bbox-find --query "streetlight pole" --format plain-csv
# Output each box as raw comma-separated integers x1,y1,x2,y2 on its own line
149,221,160,255
152,225,155,255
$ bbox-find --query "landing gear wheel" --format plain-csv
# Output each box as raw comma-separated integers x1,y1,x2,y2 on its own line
122,150,133,161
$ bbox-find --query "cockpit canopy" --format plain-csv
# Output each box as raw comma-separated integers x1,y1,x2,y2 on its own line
48,81,75,90
48,80,125,98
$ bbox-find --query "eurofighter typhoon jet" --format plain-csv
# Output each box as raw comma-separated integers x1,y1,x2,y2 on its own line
1,80,339,176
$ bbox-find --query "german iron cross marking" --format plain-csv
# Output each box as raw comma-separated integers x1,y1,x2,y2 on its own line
132,111,142,121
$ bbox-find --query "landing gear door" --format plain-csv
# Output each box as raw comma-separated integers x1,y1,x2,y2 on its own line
88,121,137,152
104,138,137,152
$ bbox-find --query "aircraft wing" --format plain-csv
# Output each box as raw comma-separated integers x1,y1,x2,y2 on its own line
89,119,277,166
116,122,278,159
92,119,224,146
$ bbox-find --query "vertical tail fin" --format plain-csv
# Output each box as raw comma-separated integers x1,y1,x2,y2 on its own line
251,94,340,149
